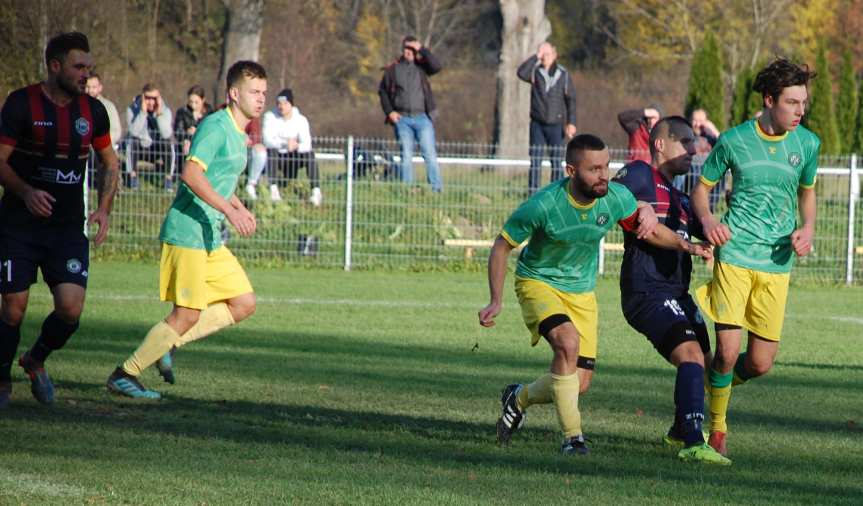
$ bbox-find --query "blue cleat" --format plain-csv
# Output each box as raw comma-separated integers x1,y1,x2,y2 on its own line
106,367,161,399
561,434,590,455
156,347,176,385
18,352,54,405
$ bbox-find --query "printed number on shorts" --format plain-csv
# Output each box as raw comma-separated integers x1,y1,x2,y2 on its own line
663,298,684,317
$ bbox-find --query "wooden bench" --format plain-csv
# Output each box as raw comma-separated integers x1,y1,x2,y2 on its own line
444,238,623,261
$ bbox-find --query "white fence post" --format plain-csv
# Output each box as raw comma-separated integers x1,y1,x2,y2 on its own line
598,237,605,275
846,154,858,285
344,136,354,271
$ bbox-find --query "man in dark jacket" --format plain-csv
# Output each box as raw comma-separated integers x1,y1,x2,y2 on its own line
517,42,577,195
378,35,443,192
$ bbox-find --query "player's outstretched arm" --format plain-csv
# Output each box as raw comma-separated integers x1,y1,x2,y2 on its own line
642,223,713,261
691,181,731,246
791,187,816,257
180,160,255,237
89,146,121,245
478,236,515,328
0,144,55,218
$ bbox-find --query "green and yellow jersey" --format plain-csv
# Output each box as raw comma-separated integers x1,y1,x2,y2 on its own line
159,108,248,252
502,178,639,293
700,119,820,273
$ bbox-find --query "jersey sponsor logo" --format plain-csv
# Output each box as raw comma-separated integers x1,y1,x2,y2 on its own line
33,120,54,127
788,152,802,167
56,170,82,184
75,117,90,136
596,213,610,226
657,184,670,192
66,258,83,274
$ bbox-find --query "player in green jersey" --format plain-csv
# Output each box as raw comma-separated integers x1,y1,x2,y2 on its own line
106,61,268,399
691,59,819,455
480,134,712,455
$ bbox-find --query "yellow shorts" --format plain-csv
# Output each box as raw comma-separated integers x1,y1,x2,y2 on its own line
514,276,598,359
695,261,790,341
159,243,253,310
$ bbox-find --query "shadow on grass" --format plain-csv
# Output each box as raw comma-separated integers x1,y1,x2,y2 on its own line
3,381,861,504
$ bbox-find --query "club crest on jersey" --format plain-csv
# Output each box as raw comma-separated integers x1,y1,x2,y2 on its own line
75,117,90,136
66,258,83,274
788,152,802,167
596,213,610,226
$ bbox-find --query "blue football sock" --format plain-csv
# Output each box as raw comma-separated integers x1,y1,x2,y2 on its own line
676,361,706,446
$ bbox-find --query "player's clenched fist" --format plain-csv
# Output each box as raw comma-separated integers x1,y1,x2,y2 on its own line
478,301,502,327
790,226,813,257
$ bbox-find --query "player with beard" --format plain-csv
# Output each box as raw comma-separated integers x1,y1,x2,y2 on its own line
107,61,267,399
0,32,119,408
479,134,709,454
613,116,728,465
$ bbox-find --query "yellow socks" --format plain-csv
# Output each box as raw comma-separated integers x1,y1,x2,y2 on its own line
517,373,553,410
175,303,235,348
121,321,181,376
551,373,582,438
708,369,733,433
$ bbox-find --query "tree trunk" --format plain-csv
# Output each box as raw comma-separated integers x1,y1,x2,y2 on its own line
215,0,264,102
495,0,550,159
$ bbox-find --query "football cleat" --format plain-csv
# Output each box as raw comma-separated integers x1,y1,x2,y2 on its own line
678,443,732,465
156,347,176,384
708,430,728,456
0,381,11,409
663,425,709,447
496,383,526,445
106,367,161,399
18,352,54,405
561,434,590,456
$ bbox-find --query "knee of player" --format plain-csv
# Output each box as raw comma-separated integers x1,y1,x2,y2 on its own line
54,301,84,322
230,293,256,322
747,359,773,378
548,334,579,362
1,306,26,327
712,348,739,371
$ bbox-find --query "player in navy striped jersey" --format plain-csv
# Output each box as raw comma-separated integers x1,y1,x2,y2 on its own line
0,32,120,408
613,116,729,465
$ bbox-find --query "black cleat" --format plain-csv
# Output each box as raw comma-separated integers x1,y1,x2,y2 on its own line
496,383,526,445
561,434,590,455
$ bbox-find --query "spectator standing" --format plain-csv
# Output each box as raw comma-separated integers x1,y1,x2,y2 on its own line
174,85,213,156
126,83,174,190
618,105,662,163
261,88,322,206
690,108,720,147
85,72,122,147
379,35,443,193
517,42,577,195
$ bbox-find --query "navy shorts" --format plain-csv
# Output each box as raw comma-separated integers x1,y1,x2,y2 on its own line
621,292,710,361
0,228,89,293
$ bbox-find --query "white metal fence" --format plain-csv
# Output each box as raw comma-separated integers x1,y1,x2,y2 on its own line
88,136,863,284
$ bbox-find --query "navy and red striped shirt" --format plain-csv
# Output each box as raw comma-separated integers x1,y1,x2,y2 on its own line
613,160,705,295
0,83,110,230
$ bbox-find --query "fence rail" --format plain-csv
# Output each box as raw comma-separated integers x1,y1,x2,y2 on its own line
86,135,863,284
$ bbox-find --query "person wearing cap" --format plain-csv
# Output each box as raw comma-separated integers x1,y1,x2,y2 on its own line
261,88,321,206
378,35,443,192
617,105,663,164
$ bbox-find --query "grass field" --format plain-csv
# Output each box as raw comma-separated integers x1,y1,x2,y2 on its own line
1,261,862,505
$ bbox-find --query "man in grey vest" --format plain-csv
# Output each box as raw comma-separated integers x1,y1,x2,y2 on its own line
518,42,577,195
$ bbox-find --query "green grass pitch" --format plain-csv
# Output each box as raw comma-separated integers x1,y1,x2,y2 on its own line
1,261,861,505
